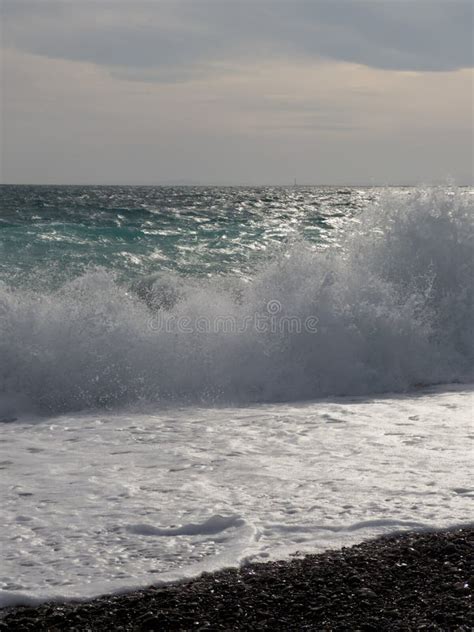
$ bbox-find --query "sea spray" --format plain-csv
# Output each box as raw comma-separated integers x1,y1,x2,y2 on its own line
0,187,472,416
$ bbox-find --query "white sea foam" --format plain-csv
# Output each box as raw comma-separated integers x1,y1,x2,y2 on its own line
1,186,472,610
0,385,472,607
0,187,472,416
126,515,246,537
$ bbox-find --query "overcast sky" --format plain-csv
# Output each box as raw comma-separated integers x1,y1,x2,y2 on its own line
1,0,472,185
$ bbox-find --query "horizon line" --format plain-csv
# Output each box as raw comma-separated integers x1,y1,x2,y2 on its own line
1,181,472,188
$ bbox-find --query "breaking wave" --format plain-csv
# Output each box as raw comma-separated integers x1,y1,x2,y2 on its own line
1,187,472,416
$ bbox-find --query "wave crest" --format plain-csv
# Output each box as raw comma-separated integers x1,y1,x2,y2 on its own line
1,187,472,416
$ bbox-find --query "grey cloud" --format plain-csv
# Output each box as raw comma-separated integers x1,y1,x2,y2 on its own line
2,0,473,80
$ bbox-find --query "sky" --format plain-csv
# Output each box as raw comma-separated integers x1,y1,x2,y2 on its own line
1,0,473,185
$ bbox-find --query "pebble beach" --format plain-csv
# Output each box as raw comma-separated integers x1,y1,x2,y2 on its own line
2,527,472,631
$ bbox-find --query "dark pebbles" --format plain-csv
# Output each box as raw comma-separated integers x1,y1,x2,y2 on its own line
1,527,472,631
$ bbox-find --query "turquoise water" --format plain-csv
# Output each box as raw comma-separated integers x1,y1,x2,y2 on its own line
0,185,370,286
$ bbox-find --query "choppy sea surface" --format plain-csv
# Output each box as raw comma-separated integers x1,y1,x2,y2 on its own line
0,185,472,606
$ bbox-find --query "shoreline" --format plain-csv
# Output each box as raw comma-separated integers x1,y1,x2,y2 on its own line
1,527,472,631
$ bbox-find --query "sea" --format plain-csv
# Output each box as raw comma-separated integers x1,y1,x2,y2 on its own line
0,184,472,607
